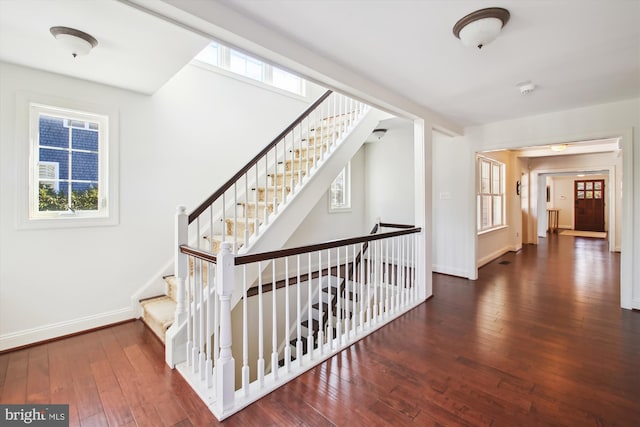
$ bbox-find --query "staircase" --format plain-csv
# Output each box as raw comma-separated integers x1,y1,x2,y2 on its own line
138,90,387,343
281,224,378,363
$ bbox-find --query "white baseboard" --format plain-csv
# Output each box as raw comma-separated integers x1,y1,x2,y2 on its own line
432,264,470,278
477,246,512,268
0,307,135,351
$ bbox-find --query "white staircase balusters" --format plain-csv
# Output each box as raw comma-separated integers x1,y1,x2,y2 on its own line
257,261,265,388
270,260,278,380
242,264,249,396
284,257,291,372
174,206,188,323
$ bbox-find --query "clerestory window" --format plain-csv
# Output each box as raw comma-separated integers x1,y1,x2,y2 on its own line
194,42,306,96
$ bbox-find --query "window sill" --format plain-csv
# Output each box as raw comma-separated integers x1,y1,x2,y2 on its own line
190,62,308,102
478,225,508,236
18,215,118,230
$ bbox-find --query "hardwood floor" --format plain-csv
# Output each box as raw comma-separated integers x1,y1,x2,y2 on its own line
1,234,638,426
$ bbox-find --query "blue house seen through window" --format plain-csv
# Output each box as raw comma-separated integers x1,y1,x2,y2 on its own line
38,115,100,211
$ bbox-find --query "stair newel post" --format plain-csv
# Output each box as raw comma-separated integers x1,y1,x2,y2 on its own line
215,242,236,413
174,206,188,323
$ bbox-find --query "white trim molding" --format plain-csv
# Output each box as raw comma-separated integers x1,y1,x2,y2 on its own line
0,307,135,351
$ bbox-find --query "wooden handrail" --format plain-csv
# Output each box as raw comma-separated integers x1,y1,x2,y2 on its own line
179,245,217,263
235,226,420,266
188,89,334,223
379,222,415,229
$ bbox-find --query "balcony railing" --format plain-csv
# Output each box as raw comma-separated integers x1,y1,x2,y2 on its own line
171,222,424,420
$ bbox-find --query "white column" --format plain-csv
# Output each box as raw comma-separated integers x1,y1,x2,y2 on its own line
216,242,235,413
414,119,431,300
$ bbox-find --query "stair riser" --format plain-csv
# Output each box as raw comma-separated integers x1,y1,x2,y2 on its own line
253,187,291,203
237,202,273,220
269,172,303,187
225,218,257,236
292,145,327,159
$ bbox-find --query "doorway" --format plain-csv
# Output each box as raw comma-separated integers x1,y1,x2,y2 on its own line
574,179,605,231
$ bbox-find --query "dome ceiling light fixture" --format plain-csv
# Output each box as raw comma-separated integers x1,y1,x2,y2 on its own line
452,7,510,49
517,80,537,95
50,26,98,58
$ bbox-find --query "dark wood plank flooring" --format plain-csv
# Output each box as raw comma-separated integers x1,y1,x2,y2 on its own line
1,234,638,426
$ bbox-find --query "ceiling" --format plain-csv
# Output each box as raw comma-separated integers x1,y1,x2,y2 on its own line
217,0,640,127
0,0,209,94
0,1,637,129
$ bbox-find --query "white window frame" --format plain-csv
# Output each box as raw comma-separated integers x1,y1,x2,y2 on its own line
329,162,351,212
193,42,306,98
16,93,119,229
477,156,505,233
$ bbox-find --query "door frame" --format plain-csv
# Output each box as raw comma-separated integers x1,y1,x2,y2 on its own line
533,168,613,249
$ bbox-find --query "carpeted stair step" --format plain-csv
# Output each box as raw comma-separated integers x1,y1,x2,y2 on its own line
237,201,273,220
268,171,305,187
225,217,259,236
140,295,176,343
204,234,246,253
290,144,327,159
251,186,291,203
163,275,178,301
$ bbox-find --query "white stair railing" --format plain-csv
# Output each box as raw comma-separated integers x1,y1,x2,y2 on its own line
173,224,423,420
186,90,369,256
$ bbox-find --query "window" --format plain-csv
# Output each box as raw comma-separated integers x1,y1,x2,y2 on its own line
194,42,306,96
329,163,351,211
20,101,117,227
477,156,505,232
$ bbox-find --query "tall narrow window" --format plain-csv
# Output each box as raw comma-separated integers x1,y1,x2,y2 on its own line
29,104,109,220
477,156,505,232
329,162,351,211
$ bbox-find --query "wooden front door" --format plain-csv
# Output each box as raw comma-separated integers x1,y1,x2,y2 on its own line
574,179,605,231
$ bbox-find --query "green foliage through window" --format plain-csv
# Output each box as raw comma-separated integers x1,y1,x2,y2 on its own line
39,183,99,211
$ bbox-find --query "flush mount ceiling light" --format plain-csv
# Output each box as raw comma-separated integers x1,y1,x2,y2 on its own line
452,7,510,49
50,26,98,58
550,144,568,152
371,128,387,140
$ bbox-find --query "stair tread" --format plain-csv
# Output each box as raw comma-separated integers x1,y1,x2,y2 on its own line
301,318,320,331
322,284,359,301
140,296,175,327
225,217,259,223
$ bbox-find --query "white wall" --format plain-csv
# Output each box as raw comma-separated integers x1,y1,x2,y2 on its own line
285,147,368,247
0,61,324,349
364,125,415,227
457,98,638,309
432,132,474,277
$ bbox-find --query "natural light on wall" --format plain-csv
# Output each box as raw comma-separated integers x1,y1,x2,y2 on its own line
194,42,306,96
